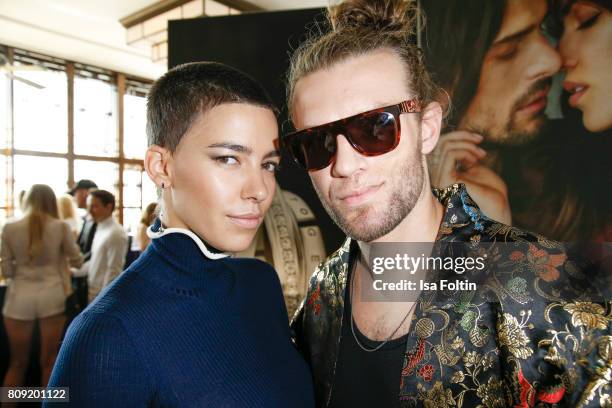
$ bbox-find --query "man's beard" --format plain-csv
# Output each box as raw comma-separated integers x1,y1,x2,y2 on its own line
504,79,551,144
313,154,425,243
472,79,551,146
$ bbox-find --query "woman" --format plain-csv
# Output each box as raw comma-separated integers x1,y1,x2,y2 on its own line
46,62,314,407
57,194,79,239
1,184,83,393
553,0,612,241
558,0,611,132
136,202,157,251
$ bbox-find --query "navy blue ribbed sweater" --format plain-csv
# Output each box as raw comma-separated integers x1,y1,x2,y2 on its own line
45,228,314,407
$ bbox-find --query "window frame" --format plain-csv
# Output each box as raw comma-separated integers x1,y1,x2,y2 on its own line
0,45,153,225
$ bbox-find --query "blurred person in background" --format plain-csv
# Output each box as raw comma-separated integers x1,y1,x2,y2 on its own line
69,179,98,259
77,189,127,303
1,184,82,394
57,194,79,239
67,179,97,315
136,202,157,251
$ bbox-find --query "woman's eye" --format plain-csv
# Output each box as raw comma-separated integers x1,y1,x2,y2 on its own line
572,3,601,30
262,162,280,173
216,156,239,165
577,12,599,30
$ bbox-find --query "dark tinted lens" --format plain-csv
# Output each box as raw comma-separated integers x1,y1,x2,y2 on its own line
346,111,397,154
290,129,337,170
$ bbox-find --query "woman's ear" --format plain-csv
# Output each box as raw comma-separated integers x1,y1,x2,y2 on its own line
145,145,172,189
420,101,443,155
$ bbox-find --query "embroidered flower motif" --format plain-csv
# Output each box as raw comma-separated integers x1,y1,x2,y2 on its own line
418,364,435,382
497,312,533,359
480,353,495,370
476,377,507,408
510,251,525,261
463,351,481,367
506,277,527,295
460,310,477,331
563,302,608,330
423,381,456,408
403,338,426,376
450,371,465,384
451,336,464,350
527,244,566,282
516,366,536,407
306,286,321,315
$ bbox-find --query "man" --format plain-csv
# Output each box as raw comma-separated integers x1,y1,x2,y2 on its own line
285,0,609,407
77,190,127,303
68,179,97,313
69,179,98,258
421,0,562,226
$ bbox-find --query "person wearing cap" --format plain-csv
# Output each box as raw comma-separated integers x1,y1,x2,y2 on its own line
68,179,97,313
69,179,98,258
69,179,98,211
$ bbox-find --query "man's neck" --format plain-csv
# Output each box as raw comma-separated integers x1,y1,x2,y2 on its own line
97,215,112,225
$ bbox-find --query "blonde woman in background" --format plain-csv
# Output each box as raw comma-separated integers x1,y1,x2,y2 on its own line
1,184,83,393
57,194,79,239
136,202,157,251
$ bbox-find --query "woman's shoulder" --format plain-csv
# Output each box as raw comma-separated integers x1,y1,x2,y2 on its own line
49,307,155,402
223,257,278,279
48,217,70,227
221,257,284,296
2,217,26,230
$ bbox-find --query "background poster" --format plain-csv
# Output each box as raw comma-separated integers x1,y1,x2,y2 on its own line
170,0,611,251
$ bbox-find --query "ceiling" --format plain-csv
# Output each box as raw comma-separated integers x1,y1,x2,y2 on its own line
0,0,328,79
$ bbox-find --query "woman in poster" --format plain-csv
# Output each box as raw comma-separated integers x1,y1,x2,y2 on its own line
558,0,612,133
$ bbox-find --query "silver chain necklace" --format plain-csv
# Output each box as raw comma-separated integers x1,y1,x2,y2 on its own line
349,259,417,352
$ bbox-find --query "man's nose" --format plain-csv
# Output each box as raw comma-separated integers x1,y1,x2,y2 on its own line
527,34,562,81
330,134,366,178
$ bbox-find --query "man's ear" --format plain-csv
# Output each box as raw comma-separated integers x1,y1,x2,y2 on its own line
145,145,172,189
420,101,443,155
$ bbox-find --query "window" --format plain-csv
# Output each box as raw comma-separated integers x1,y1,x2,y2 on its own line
13,68,68,153
74,160,119,197
0,63,8,150
0,154,9,208
123,83,148,160
74,73,118,157
0,46,153,231
13,155,68,209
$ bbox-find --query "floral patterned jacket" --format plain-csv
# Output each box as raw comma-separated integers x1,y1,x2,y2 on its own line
291,184,611,408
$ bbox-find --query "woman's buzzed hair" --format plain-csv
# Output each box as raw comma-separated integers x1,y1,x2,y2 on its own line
146,62,277,152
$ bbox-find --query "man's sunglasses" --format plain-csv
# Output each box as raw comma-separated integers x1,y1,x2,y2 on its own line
281,99,420,171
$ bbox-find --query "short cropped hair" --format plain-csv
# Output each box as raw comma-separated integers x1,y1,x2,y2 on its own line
146,61,277,152
89,190,116,211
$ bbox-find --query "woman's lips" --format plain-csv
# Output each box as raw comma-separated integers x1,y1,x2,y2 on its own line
227,214,262,229
563,80,589,108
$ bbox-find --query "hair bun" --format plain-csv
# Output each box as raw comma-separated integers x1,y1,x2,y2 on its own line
329,0,417,34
